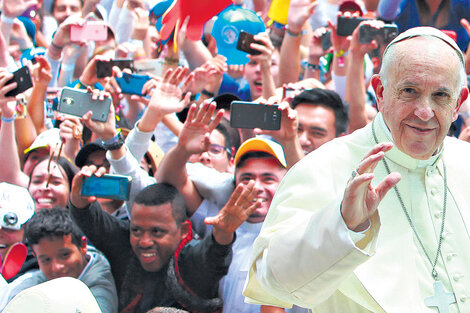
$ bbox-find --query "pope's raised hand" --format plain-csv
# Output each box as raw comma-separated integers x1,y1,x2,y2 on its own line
341,142,401,231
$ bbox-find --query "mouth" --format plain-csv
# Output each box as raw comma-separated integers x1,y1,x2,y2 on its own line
253,81,262,91
407,124,435,135
139,250,158,263
36,197,54,208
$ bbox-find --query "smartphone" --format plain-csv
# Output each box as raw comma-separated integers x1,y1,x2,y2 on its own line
115,73,152,96
70,21,108,42
236,31,263,55
230,101,281,130
134,59,163,77
58,87,111,122
5,66,34,97
336,16,369,37
359,24,398,45
81,174,132,201
321,30,332,51
96,59,135,78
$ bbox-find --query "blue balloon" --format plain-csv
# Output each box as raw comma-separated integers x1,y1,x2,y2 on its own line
211,5,265,65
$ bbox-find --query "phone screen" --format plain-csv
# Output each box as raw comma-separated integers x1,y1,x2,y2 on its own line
81,175,132,201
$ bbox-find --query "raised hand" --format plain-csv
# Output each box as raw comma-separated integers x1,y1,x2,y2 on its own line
30,55,52,88
146,66,192,116
206,180,261,244
80,88,117,141
254,101,298,143
70,164,107,209
1,0,37,18
0,68,17,106
341,143,401,231
58,115,83,161
286,0,316,34
177,101,223,156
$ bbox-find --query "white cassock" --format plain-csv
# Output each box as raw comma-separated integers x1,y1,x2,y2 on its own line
243,113,470,312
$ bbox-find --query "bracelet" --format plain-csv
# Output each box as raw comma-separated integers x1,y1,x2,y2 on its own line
50,42,63,52
201,89,215,98
307,63,321,70
1,115,15,123
1,15,15,24
284,25,302,37
102,130,122,145
164,58,179,65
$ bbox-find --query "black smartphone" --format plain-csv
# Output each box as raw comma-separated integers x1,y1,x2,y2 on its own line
336,16,369,37
58,87,111,122
236,31,263,55
230,101,281,130
115,73,152,96
321,30,332,51
96,59,135,78
5,66,34,97
81,174,132,201
359,23,398,45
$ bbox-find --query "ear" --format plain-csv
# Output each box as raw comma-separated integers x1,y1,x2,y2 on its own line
179,220,190,242
453,87,469,121
371,74,385,113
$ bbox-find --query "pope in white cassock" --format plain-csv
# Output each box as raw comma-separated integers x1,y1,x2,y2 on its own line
243,26,470,313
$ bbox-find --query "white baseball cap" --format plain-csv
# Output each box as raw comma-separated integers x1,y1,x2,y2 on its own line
0,183,34,230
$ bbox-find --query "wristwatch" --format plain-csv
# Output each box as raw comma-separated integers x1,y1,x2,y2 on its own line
102,131,125,151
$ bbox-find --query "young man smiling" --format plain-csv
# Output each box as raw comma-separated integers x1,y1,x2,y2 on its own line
0,208,118,313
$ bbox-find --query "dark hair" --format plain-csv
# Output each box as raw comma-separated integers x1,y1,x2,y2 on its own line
25,208,83,247
134,183,187,224
236,151,281,170
218,118,240,153
28,156,79,191
291,88,349,136
50,0,84,13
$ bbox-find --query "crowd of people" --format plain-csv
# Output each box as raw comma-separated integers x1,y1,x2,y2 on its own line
0,0,470,312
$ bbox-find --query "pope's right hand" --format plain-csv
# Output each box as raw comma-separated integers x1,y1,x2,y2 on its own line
341,143,401,232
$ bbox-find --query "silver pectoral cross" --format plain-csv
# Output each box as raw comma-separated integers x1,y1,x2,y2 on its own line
424,281,456,313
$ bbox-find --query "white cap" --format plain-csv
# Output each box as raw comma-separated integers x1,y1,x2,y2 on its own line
0,183,34,230
24,128,61,154
383,26,464,66
3,277,102,313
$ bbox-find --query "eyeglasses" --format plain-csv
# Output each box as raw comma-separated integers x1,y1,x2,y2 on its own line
207,144,231,158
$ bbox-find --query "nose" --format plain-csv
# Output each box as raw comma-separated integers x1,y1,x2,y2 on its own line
139,232,154,248
51,259,64,275
298,131,311,147
198,152,211,165
414,99,435,121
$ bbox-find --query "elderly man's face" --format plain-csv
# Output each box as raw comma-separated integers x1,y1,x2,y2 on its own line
372,37,468,159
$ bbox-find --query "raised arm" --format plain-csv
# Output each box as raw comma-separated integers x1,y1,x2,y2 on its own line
156,101,223,215
254,101,304,169
345,21,380,133
279,0,316,85
0,69,29,187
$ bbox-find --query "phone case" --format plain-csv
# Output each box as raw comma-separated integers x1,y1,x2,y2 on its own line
5,66,33,97
230,101,281,130
336,16,368,37
81,174,132,201
358,24,398,44
96,59,135,78
236,31,262,55
58,87,111,122
71,22,108,42
115,73,152,96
